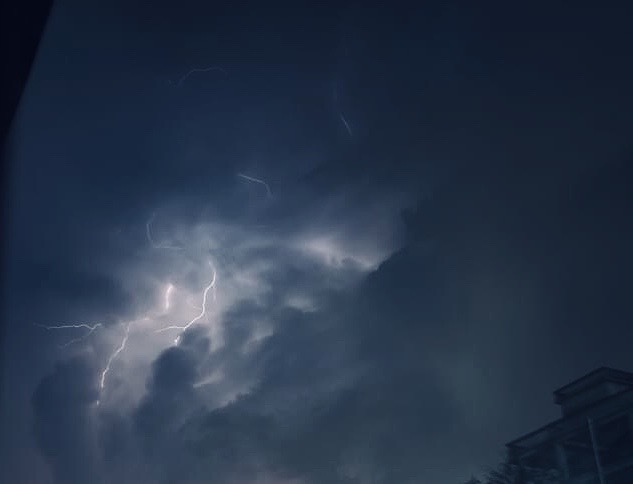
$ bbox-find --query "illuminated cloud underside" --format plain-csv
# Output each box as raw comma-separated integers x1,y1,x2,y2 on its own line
40,207,395,409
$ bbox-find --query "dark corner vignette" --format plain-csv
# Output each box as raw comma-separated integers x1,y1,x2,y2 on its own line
0,0,55,404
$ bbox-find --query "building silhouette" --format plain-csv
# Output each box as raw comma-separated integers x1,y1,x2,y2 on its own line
507,367,633,483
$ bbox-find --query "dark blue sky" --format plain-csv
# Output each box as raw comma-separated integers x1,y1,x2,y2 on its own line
1,2,633,483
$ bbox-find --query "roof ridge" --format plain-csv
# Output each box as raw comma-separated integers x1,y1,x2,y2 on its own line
553,367,633,397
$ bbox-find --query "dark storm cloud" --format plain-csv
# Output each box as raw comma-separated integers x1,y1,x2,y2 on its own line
22,156,633,482
133,347,202,481
110,154,633,484
32,356,102,484
13,258,134,324
105,214,470,483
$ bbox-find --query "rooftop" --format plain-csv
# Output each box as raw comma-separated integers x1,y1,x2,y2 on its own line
553,367,633,405
507,367,633,450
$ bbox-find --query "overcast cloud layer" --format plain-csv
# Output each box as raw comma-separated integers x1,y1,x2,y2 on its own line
2,2,633,483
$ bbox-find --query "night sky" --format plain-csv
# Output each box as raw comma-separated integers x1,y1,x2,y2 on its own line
1,2,633,483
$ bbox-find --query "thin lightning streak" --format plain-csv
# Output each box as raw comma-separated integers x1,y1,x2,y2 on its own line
177,66,227,87
36,323,101,331
99,322,131,391
98,281,174,398
59,325,102,348
146,213,184,250
339,112,353,137
156,265,217,345
35,323,103,348
236,173,273,198
332,80,353,138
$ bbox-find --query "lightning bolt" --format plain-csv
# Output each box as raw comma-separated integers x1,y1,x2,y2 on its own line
146,213,184,250
98,282,175,398
99,321,132,391
339,112,353,138
156,264,217,345
236,173,273,198
35,323,103,348
177,66,228,87
39,283,178,401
